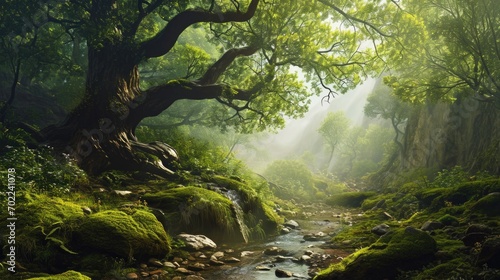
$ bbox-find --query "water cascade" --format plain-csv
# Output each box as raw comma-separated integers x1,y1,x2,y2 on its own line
224,189,251,244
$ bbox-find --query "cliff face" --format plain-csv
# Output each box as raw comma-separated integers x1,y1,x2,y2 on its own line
400,97,500,175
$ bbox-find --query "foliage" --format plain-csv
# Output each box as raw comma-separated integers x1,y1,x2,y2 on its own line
0,127,88,196
263,159,318,201
384,0,500,105
431,166,472,188
25,270,91,280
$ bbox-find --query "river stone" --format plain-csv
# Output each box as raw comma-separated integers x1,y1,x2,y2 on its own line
177,234,217,250
371,224,390,236
176,267,195,275
421,220,444,231
314,227,437,280
284,220,299,229
163,261,177,268
223,257,241,263
255,265,271,271
148,258,163,267
275,268,293,277
126,272,139,279
187,262,206,271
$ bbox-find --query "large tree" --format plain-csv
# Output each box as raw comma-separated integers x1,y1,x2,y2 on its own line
2,0,400,177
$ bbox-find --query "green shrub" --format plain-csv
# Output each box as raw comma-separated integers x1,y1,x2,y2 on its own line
263,159,317,201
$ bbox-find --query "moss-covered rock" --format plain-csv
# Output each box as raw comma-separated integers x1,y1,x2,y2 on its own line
315,227,437,280
326,191,376,208
144,185,280,243
0,194,85,270
470,193,500,216
73,210,170,260
26,270,91,280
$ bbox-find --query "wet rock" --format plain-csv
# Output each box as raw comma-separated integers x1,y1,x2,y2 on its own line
176,267,195,275
187,262,206,271
148,258,163,267
476,237,500,268
126,272,139,279
300,255,312,263
275,268,293,277
303,234,318,241
264,246,287,256
284,220,299,229
281,227,291,234
177,234,217,250
421,220,444,231
210,259,225,266
304,250,314,256
140,271,149,277
211,251,225,259
255,265,271,271
171,277,182,280
163,261,176,268
274,255,293,262
371,223,390,236
223,257,241,263
241,251,254,257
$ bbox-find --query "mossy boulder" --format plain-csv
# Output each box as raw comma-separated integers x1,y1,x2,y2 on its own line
73,210,170,260
315,227,437,280
144,185,280,243
470,193,500,216
26,270,91,280
326,191,376,208
0,194,85,270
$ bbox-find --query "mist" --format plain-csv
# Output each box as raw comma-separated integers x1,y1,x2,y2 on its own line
235,78,377,173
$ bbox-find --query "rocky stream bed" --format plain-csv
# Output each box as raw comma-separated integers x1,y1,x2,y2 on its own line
121,206,353,280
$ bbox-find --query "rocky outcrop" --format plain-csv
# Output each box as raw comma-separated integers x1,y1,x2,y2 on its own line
315,227,437,280
399,97,500,175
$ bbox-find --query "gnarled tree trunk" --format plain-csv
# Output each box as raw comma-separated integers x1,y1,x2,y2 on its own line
38,0,261,177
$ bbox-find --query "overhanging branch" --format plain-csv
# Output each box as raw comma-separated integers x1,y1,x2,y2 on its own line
197,45,260,85
141,0,259,58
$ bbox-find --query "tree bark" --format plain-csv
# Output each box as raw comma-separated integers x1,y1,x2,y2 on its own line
39,0,262,177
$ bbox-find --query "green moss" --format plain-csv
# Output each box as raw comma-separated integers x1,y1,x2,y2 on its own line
0,194,84,268
317,227,437,280
143,186,240,240
26,270,91,280
470,193,500,216
74,210,170,260
437,214,459,226
326,191,377,208
412,258,474,280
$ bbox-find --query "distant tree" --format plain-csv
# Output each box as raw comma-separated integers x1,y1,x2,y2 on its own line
364,83,412,152
318,111,351,173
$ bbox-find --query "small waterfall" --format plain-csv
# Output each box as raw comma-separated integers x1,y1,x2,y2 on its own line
224,190,250,244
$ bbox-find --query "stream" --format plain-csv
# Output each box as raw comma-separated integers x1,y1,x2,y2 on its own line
199,211,353,280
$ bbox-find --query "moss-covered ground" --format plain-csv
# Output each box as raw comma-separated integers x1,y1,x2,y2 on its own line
316,177,500,279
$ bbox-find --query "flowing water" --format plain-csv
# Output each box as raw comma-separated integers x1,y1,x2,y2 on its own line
201,217,347,280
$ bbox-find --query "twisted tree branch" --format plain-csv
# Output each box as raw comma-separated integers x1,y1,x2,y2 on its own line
141,0,259,58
